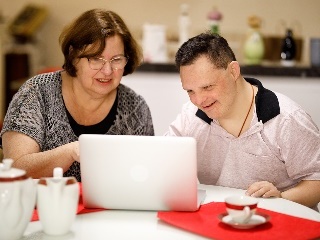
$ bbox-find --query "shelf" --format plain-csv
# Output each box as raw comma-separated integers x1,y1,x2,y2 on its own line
137,63,320,78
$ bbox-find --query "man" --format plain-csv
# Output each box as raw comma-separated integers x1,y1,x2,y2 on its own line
166,32,320,209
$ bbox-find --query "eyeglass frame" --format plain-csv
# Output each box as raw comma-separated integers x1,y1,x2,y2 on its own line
87,55,129,71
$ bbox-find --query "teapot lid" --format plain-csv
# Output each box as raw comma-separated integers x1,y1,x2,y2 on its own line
0,159,28,181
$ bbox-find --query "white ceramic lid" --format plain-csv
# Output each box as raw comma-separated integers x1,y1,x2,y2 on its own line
0,159,27,180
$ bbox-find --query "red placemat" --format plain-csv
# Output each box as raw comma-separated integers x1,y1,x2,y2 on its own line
157,202,320,240
31,183,104,221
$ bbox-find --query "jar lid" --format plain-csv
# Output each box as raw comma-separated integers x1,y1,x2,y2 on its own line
0,159,28,181
207,7,223,21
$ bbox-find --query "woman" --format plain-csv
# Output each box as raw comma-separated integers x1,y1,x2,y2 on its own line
0,9,154,181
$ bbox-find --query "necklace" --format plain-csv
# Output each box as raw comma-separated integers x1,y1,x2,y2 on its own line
238,84,254,137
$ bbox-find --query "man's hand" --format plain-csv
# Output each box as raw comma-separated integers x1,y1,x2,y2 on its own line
246,181,281,198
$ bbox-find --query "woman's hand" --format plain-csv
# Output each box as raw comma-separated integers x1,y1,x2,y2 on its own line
67,141,80,162
245,181,281,198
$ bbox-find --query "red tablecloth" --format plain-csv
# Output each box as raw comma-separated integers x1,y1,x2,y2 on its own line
158,202,320,240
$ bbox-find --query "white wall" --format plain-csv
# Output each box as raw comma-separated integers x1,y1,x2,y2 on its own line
122,73,189,135
122,73,320,135
257,76,320,129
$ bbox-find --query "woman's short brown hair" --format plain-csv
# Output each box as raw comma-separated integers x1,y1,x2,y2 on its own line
59,9,142,77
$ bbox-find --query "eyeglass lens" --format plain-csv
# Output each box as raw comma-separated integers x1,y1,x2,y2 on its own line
88,56,127,70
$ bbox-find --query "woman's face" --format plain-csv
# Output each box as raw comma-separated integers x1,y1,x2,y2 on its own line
74,34,126,99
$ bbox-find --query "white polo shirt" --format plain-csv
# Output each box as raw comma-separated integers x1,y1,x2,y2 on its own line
165,78,320,191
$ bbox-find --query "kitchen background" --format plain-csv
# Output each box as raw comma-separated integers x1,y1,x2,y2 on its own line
0,0,320,134
1,0,320,67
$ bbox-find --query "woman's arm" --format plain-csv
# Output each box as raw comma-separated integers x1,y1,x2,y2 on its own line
2,131,79,179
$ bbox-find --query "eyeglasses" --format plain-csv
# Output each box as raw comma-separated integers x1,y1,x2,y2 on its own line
87,55,128,71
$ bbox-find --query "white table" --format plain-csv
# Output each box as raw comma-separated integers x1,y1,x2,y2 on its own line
22,184,320,240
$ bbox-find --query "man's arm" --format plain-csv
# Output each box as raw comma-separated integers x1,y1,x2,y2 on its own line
281,180,320,208
246,180,320,208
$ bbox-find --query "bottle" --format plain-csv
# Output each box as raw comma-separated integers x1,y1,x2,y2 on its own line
207,6,223,35
178,3,191,47
243,15,265,65
280,29,296,66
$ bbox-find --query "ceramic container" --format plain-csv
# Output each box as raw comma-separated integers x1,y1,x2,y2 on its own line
37,167,79,236
244,29,265,65
0,159,37,240
142,23,168,63
243,15,265,65
310,38,320,67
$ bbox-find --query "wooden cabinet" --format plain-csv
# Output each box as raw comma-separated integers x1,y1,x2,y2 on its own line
0,24,4,121
4,52,29,110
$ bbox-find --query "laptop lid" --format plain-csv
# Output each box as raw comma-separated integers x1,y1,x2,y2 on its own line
79,134,201,211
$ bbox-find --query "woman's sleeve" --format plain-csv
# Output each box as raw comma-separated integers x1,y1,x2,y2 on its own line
0,79,45,147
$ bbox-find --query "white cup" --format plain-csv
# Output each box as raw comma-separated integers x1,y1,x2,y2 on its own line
37,168,79,236
225,195,258,224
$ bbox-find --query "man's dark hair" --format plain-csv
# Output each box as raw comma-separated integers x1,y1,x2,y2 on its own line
175,32,236,70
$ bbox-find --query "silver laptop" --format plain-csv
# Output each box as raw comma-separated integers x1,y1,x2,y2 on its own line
79,134,205,211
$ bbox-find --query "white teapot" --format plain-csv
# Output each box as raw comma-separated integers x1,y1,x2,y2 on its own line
0,158,37,240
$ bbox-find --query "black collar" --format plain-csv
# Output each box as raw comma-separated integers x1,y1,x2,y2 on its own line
195,78,280,124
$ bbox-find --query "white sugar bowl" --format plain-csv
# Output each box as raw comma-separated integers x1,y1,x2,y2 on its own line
0,158,37,240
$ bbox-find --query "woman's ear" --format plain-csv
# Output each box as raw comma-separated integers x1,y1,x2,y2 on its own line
228,61,241,80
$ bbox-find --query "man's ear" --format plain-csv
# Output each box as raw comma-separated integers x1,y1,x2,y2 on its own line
228,61,241,81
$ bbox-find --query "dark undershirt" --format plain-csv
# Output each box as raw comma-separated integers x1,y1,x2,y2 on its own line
65,93,118,137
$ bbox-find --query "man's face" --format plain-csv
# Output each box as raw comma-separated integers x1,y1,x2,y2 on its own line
180,56,238,121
